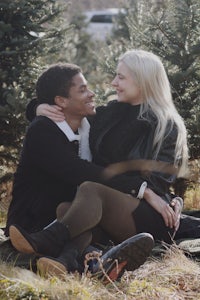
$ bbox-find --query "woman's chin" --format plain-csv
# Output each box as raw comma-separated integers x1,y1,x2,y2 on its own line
117,98,127,103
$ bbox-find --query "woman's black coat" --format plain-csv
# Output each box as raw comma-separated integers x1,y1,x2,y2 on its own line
89,100,178,200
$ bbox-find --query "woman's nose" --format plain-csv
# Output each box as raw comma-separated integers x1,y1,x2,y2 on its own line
111,77,117,86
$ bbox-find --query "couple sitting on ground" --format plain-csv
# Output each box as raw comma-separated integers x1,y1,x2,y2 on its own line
2,49,200,283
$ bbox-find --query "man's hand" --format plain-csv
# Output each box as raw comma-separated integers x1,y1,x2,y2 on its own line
36,104,65,122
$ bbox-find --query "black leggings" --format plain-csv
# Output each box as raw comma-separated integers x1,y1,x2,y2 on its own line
60,181,172,244
132,200,174,244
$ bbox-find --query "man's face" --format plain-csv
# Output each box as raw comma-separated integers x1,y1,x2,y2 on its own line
65,73,96,117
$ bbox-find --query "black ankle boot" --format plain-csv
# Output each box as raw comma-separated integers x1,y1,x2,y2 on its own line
37,243,81,278
9,222,70,257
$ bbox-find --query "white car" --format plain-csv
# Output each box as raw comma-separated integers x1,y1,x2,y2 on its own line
84,8,124,41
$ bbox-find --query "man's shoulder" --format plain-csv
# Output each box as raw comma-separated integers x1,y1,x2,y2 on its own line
27,116,62,138
29,116,56,130
25,117,73,149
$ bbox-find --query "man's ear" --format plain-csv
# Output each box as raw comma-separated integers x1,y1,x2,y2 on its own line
54,96,69,108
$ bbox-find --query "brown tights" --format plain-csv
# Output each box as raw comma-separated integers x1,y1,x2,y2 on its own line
59,182,140,244
56,202,92,255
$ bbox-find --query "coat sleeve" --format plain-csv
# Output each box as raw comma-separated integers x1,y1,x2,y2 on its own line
26,98,39,122
141,125,179,198
102,124,180,199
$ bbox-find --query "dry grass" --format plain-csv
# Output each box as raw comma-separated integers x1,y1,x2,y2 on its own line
0,245,200,299
184,159,200,210
184,184,200,211
0,159,199,299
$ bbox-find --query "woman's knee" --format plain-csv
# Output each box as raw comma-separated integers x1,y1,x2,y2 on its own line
56,202,71,220
76,181,103,211
78,181,104,197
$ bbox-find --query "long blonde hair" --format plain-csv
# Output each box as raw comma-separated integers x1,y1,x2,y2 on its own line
119,49,188,176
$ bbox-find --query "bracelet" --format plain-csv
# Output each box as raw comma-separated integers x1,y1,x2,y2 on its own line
175,197,184,208
171,197,184,209
137,181,147,199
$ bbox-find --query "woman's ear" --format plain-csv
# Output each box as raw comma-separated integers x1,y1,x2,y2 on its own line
54,96,68,108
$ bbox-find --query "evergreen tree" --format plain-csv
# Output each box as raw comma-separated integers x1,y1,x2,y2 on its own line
67,12,112,98
0,0,71,184
64,12,101,87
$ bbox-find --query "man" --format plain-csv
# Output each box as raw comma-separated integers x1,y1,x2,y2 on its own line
5,63,149,234
4,63,154,281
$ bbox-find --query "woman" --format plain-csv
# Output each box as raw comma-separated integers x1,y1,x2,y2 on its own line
9,49,188,276
89,49,188,236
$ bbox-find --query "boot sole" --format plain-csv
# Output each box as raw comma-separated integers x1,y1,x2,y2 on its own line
9,225,35,254
37,257,67,278
93,233,154,282
115,234,154,271
103,260,127,284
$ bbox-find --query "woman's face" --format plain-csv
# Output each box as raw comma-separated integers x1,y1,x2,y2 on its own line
111,61,143,105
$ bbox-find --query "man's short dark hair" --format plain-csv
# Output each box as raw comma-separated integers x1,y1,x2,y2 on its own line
36,63,82,104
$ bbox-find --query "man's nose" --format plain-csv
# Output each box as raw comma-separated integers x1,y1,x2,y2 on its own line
88,89,95,97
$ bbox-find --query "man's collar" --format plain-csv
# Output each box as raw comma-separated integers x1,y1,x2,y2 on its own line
55,118,92,161
55,121,80,141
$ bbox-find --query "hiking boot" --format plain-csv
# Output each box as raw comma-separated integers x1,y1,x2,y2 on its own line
92,232,154,284
9,222,70,257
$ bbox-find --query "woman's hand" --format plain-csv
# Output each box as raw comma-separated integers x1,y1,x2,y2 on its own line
170,197,183,232
36,104,65,122
144,188,177,229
